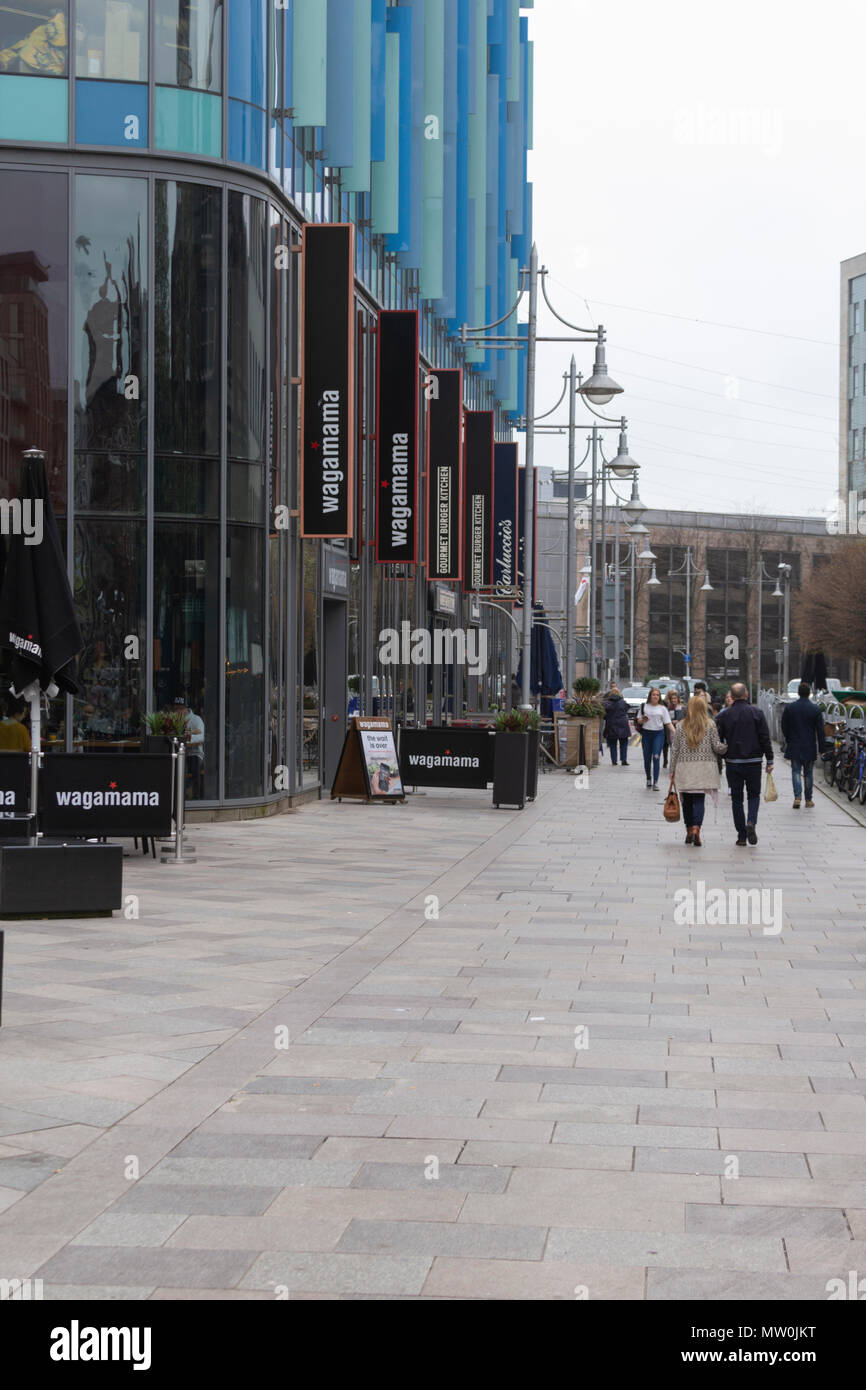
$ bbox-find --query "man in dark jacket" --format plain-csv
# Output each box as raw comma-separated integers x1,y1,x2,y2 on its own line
780,682,825,809
716,683,774,846
602,686,632,766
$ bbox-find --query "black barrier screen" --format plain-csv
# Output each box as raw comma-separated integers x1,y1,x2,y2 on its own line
0,753,31,819
399,728,494,789
40,754,173,837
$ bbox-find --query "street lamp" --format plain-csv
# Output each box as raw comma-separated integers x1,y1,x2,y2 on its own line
665,548,713,677
777,562,792,690
579,329,624,406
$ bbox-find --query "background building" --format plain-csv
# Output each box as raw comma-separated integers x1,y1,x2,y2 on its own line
0,0,534,811
840,251,866,524
537,501,848,693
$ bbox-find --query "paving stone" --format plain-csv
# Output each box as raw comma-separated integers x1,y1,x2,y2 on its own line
545,1230,786,1271
421,1257,645,1300
336,1218,546,1260
37,1246,256,1288
240,1252,432,1295
112,1185,282,1216
684,1203,849,1238
71,1212,186,1246
352,1163,510,1193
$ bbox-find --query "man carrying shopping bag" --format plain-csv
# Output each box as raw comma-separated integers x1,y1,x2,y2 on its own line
716,683,774,847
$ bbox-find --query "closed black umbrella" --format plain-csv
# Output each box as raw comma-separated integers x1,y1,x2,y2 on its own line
0,448,82,832
0,449,81,697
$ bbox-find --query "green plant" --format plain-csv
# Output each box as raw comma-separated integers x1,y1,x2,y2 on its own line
347,675,360,694
564,699,605,719
143,709,189,737
572,676,601,696
492,707,534,732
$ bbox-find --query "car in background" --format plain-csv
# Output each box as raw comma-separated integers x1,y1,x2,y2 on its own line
648,676,690,702
786,677,842,700
621,685,650,718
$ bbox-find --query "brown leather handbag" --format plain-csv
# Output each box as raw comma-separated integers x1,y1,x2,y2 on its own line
663,776,681,822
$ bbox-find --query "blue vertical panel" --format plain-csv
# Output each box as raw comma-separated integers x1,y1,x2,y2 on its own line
450,0,471,333
385,3,413,255
321,0,356,168
343,0,373,191
229,0,268,106
229,99,267,169
371,29,400,234
483,72,499,379
293,0,327,125
435,0,459,321
370,0,388,161
396,0,424,272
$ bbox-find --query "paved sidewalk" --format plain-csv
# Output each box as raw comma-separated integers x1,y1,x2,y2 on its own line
0,751,864,1301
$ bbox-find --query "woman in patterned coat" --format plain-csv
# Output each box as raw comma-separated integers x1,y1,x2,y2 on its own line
668,695,727,847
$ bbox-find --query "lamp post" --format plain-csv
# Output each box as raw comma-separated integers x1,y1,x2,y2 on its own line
665,547,713,677
775,562,792,691
460,248,622,711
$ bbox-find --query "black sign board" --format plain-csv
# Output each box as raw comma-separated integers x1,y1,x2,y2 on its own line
399,728,494,789
491,442,518,596
517,464,538,601
301,223,355,538
0,753,31,819
376,310,419,563
426,368,462,581
40,754,173,837
463,410,494,591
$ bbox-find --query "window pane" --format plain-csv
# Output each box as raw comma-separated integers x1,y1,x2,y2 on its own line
155,0,223,92
227,191,267,461
0,2,68,75
155,180,221,456
153,521,220,800
0,168,67,512
155,456,219,518
72,518,146,748
74,174,147,450
75,452,144,512
225,525,264,799
75,0,147,82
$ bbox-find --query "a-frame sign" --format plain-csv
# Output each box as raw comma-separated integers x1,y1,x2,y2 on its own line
331,717,405,803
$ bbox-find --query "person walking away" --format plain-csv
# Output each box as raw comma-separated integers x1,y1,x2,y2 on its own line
780,682,825,809
716,682,774,846
662,690,684,770
669,696,728,847
636,686,671,790
603,685,632,766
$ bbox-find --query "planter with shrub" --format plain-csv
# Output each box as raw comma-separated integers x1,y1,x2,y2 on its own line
143,709,189,756
490,708,535,808
556,689,605,769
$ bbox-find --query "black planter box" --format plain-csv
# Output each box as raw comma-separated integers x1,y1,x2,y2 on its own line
0,840,123,919
492,732,528,809
526,729,540,801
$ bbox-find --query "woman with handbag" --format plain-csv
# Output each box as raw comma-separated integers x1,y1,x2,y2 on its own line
636,687,671,790
668,695,728,847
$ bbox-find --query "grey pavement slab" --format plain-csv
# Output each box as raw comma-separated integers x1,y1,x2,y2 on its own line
0,761,863,1300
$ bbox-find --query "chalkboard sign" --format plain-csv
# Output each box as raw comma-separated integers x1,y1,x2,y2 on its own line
40,754,173,837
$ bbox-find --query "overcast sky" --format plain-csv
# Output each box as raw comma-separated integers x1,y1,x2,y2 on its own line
525,0,864,519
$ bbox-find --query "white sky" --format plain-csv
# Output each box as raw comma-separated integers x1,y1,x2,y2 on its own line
525,0,864,518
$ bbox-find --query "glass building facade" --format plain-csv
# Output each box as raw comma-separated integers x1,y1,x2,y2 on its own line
0,0,534,810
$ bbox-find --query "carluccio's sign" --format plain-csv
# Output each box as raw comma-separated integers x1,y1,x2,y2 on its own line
300,224,356,539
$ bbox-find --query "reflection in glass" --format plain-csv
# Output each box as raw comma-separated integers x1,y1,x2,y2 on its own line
75,0,147,81
75,453,144,513
228,192,267,462
155,0,223,92
225,526,264,799
155,456,219,518
74,175,146,451
153,521,220,800
73,519,145,748
0,169,67,511
155,180,221,456
0,2,67,75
